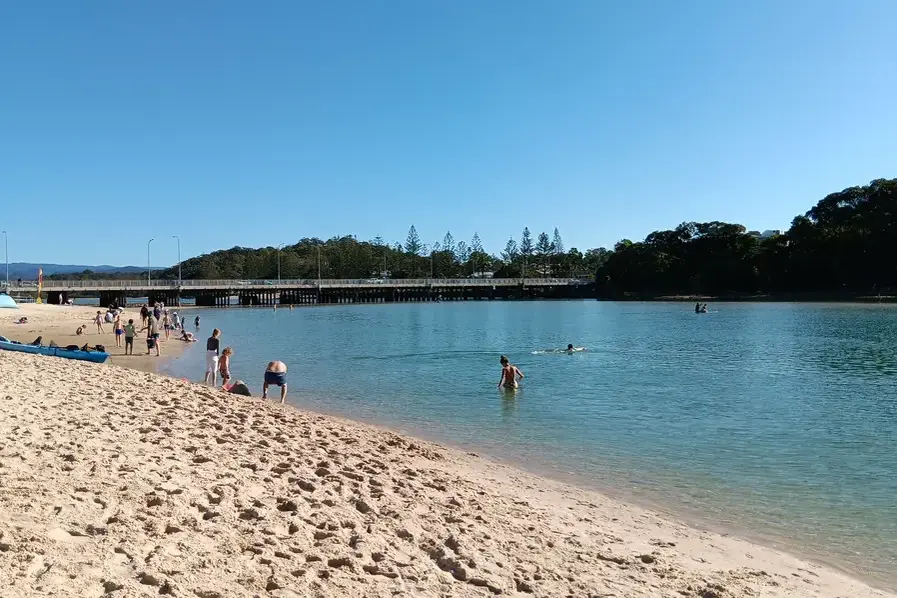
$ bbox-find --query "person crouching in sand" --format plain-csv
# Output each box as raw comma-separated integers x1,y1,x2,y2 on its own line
263,361,288,403
498,355,524,390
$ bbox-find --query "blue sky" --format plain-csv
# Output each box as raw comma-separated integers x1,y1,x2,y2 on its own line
1,1,895,268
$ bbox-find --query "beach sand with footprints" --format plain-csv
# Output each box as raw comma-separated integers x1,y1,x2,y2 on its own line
0,350,892,598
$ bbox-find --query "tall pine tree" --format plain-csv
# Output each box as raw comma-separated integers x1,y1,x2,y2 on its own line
404,226,422,255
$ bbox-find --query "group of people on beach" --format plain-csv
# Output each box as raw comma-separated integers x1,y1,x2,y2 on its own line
200,326,289,403
83,302,202,355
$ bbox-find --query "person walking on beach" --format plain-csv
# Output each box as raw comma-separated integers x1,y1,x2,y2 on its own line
498,355,524,390
113,314,124,347
140,304,149,326
124,319,136,355
218,347,233,389
143,313,161,356
153,303,161,321
262,361,288,403
204,329,221,385
94,311,105,334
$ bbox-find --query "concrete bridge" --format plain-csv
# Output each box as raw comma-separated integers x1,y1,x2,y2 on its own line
32,278,593,307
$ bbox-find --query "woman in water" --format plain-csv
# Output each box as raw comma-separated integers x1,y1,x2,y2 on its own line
498,355,524,390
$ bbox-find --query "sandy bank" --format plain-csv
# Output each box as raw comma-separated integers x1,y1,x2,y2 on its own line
0,352,889,598
0,302,189,373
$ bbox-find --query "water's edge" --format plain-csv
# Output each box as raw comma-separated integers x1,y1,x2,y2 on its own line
147,345,891,592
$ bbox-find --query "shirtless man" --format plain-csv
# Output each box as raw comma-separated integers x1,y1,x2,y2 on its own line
263,360,288,403
498,355,524,390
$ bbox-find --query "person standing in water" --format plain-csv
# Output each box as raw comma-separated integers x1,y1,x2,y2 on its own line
498,355,524,390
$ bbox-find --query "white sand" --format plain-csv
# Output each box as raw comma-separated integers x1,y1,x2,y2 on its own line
0,302,187,373
0,350,891,598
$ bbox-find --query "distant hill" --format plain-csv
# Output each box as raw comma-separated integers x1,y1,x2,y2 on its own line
4,263,158,280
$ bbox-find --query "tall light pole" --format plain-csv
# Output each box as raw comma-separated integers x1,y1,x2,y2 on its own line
317,245,322,285
430,241,439,279
172,235,181,285
277,243,284,281
1,230,7,290
147,238,154,286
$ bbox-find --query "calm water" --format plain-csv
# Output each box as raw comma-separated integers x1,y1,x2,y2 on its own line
164,301,897,587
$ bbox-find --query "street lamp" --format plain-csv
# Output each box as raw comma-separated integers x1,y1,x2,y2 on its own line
147,238,154,285
317,244,322,285
1,230,7,290
172,235,181,285
277,243,284,281
430,241,439,279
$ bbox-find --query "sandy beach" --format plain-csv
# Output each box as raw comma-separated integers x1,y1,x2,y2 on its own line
0,302,189,373
0,349,891,598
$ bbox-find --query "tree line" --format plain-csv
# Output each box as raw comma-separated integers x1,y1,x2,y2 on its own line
150,227,607,281
46,178,897,296
596,178,897,296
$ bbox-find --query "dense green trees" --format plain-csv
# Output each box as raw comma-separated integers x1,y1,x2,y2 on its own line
156,226,593,281
596,178,897,296
56,178,897,295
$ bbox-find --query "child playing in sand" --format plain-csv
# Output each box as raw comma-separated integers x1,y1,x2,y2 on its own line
124,319,136,355
218,347,233,389
113,314,124,347
94,311,105,334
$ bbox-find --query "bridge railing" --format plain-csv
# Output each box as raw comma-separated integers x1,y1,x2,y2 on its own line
37,277,581,290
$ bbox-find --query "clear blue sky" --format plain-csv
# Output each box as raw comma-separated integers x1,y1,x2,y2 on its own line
2,1,895,268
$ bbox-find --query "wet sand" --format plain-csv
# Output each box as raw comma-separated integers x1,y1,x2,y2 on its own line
0,348,891,598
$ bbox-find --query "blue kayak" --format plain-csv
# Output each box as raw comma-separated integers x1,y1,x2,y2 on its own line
0,340,109,363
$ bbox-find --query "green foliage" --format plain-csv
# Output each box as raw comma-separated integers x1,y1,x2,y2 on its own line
596,178,897,295
69,177,895,292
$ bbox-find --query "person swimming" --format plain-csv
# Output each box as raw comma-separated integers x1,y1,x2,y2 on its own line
498,355,524,390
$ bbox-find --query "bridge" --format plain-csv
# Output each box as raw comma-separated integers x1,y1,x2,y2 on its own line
25,278,593,307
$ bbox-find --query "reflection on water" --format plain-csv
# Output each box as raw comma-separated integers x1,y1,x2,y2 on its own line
165,301,897,588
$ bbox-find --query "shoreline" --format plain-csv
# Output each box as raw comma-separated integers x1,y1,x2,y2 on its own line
3,303,894,594
152,304,896,591
0,350,891,598
0,302,191,374
269,400,896,593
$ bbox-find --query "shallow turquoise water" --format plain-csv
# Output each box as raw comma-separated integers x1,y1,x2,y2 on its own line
164,301,897,587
